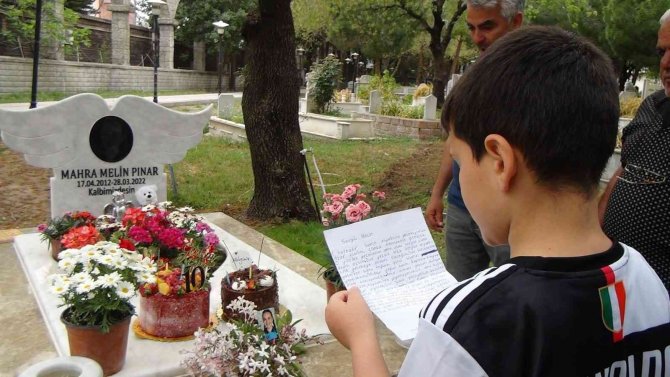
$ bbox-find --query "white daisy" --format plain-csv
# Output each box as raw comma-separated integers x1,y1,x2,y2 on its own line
75,278,96,294
116,281,135,299
136,272,156,284
97,272,121,288
57,258,77,273
71,272,91,283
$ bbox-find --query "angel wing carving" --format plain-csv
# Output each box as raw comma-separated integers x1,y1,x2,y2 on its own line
0,94,212,168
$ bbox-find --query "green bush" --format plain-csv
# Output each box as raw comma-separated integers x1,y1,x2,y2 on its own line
380,101,424,119
359,70,398,104
308,56,342,114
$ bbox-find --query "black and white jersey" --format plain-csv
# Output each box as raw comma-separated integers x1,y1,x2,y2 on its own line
398,243,670,377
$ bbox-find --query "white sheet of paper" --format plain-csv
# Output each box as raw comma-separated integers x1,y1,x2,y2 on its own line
324,207,456,341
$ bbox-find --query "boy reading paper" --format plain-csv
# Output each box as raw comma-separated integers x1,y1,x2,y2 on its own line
325,26,670,377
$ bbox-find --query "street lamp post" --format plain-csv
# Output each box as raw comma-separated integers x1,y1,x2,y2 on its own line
351,52,359,97
344,57,352,91
213,21,229,95
148,0,166,104
29,0,44,109
296,47,305,86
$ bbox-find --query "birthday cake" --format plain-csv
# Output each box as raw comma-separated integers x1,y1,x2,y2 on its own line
221,265,278,320
138,267,210,339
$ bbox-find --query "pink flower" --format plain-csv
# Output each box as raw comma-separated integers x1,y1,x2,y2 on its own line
373,191,386,200
341,185,359,200
204,232,219,247
357,200,371,217
356,193,367,201
37,224,47,232
128,226,153,244
157,228,185,249
329,201,345,216
330,194,345,203
345,204,364,223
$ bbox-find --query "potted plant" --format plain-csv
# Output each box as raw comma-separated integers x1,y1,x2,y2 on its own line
182,297,311,376
38,211,97,261
110,202,227,339
48,241,157,375
320,184,386,300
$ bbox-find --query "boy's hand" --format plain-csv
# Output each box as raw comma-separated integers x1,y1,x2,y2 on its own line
325,286,377,350
425,196,444,231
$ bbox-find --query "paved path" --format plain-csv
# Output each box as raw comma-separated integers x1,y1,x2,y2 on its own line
0,92,243,111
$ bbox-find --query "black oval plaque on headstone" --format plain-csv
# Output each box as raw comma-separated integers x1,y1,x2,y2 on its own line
89,116,133,163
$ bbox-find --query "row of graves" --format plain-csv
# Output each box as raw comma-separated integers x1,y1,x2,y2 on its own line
0,94,327,376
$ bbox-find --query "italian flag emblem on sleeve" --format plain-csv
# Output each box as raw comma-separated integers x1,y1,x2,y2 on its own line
599,265,626,343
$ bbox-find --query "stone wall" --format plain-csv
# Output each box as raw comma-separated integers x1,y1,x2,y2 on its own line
355,113,445,139
0,56,222,94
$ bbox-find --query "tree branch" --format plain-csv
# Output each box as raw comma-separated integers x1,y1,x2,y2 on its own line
441,0,467,49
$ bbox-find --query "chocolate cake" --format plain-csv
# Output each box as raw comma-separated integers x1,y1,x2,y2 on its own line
139,288,210,338
221,266,278,320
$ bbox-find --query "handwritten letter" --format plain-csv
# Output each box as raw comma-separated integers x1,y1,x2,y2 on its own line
324,207,456,341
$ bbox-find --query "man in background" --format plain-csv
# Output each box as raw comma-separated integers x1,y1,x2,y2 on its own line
425,0,524,281
599,9,670,290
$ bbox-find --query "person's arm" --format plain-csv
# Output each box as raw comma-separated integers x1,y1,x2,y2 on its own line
325,287,390,377
598,166,623,226
425,139,454,231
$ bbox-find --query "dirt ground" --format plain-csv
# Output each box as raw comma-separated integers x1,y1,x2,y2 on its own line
0,140,444,230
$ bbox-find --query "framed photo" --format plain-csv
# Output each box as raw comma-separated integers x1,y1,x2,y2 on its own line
257,307,278,343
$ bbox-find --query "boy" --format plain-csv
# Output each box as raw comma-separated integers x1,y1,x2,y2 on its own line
325,26,670,377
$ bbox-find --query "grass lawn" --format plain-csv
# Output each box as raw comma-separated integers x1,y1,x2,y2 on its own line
168,135,446,267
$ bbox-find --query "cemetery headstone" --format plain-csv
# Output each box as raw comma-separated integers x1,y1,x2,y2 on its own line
423,95,437,120
446,74,462,96
369,90,382,114
218,94,236,119
0,94,212,218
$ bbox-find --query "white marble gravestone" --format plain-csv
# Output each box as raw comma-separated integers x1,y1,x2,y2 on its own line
217,94,237,119
369,90,382,114
0,94,212,218
423,94,437,120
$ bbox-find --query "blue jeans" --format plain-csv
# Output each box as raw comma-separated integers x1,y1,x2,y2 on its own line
445,203,510,281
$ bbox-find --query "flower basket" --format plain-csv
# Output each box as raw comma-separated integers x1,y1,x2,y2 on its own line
61,306,132,376
49,238,62,261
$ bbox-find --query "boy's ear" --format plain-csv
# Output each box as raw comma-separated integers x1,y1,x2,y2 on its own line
483,134,517,192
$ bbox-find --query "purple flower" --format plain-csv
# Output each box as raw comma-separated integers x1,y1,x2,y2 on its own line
195,222,212,233
204,232,219,247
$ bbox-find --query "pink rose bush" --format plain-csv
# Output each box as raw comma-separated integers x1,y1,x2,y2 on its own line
321,184,386,227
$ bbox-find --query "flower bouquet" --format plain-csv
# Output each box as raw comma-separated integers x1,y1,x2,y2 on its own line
49,241,156,375
319,184,386,295
182,297,310,377
38,211,97,260
108,202,226,339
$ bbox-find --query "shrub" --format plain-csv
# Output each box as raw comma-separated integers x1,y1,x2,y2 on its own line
381,100,424,119
620,97,643,118
359,70,398,104
308,56,342,114
413,83,432,100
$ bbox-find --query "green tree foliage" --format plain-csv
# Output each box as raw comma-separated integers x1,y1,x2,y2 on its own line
0,0,90,58
65,0,95,14
527,0,670,88
308,55,342,113
326,0,420,63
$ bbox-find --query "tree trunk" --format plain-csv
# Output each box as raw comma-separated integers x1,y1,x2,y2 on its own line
241,0,315,221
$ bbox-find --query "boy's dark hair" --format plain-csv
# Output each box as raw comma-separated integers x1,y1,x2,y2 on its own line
443,25,619,196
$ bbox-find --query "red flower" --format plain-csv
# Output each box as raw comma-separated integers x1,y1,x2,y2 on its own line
61,225,101,249
119,238,136,251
